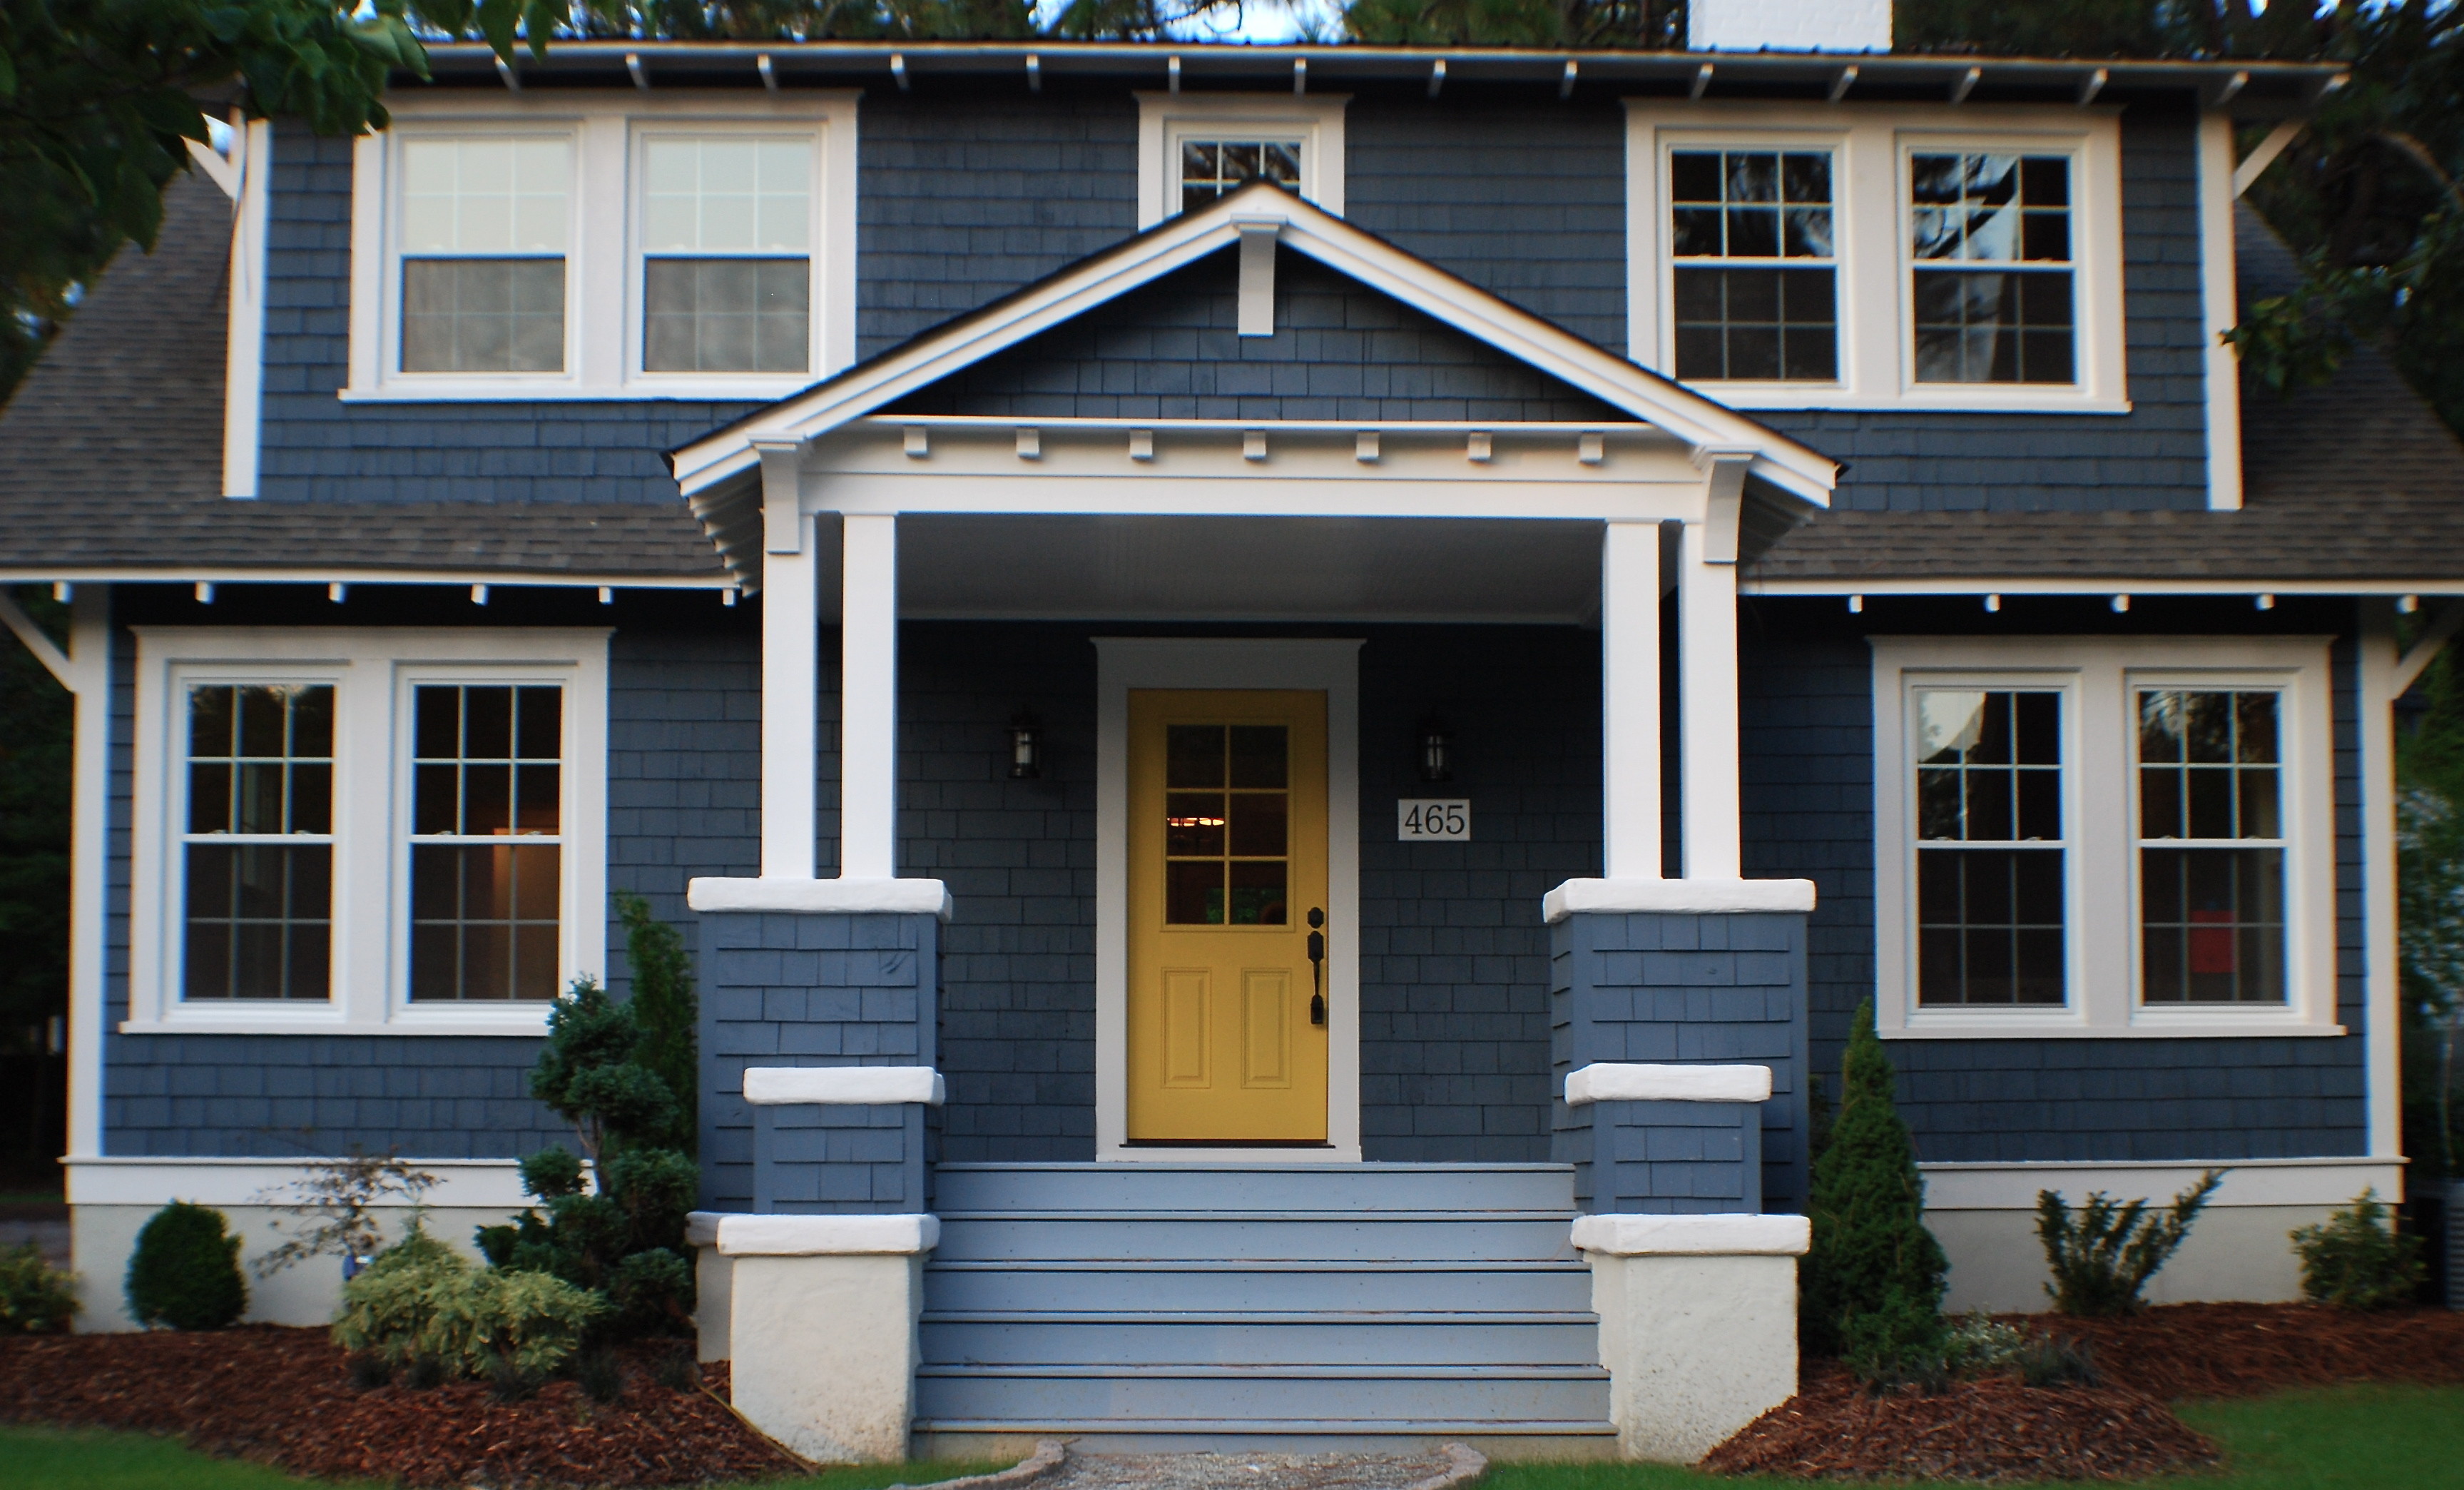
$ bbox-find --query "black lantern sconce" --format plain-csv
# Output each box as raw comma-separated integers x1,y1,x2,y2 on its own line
1417,715,1453,784
1007,711,1043,779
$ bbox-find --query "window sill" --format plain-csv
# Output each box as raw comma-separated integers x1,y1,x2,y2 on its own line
1885,1013,2347,1040
339,376,820,405
121,1007,553,1038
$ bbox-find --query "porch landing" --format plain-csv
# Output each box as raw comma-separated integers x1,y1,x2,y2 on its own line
912,1162,1617,1456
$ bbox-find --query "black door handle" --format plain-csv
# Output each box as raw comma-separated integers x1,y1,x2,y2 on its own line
1307,908,1325,1025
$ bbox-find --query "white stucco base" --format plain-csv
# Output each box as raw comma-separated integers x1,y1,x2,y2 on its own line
714,1213,938,1464
695,1245,735,1364
70,1203,510,1333
1576,1214,1807,1464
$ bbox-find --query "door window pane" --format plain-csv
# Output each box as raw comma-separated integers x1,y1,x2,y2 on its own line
2137,689,2287,1003
180,684,335,1001
1162,724,1290,926
1913,689,2066,1006
409,683,564,1000
1670,149,1838,382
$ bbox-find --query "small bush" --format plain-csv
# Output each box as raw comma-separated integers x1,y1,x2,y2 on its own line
0,1242,78,1334
2292,1189,2426,1309
332,1225,608,1382
1805,1000,1948,1364
403,1355,447,1391
489,1351,545,1402
1841,1287,1949,1392
126,1201,247,1330
2037,1171,2223,1317
573,1345,626,1404
653,1347,698,1392
1940,1309,2030,1374
345,1352,392,1391
2017,1334,2102,1389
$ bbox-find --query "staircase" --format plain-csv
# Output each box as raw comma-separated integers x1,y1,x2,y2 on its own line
912,1162,1617,1455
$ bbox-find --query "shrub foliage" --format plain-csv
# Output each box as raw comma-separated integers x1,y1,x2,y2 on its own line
125,1200,247,1330
2036,1170,2223,1317
332,1226,607,1382
2292,1188,2427,1309
0,1242,77,1334
1804,999,1949,1374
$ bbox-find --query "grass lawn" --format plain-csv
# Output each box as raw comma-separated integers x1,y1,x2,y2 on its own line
0,1386,2455,1488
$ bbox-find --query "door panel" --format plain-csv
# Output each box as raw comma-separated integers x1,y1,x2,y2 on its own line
1129,689,1328,1142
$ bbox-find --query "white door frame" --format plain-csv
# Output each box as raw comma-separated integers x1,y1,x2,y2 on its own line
1093,637,1364,1162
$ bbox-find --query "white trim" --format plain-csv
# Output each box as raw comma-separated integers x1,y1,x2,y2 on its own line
222,119,271,499
840,514,900,880
1624,101,2129,415
1136,92,1348,230
715,1212,942,1256
1920,1155,2403,1211
1870,634,2341,1039
2359,604,2403,1156
744,1066,946,1105
2198,113,2245,511
759,472,818,878
1543,877,1816,922
1092,638,1363,1164
671,185,1838,506
1572,1212,1811,1257
0,568,734,590
1601,522,1663,878
65,1155,539,1208
344,91,858,402
688,876,954,919
1565,1063,1773,1105
123,627,610,1035
0,589,72,688
1680,522,1743,877
67,589,111,1160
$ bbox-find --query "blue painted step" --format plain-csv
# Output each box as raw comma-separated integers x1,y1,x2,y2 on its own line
913,1363,1612,1424
925,1260,1596,1313
922,1312,1602,1366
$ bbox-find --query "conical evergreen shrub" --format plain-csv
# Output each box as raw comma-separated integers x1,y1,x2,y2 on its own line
126,1200,247,1330
1803,999,1947,1363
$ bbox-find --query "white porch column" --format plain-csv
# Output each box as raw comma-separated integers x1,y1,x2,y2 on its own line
1679,520,1743,881
755,439,819,880
1602,520,1663,880
840,513,900,881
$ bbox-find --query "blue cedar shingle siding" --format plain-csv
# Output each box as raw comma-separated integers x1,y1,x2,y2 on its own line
885,248,1629,424
857,92,1141,357
254,122,761,505
1345,99,1628,355
1735,596,2369,1163
1757,103,2211,514
102,596,763,1157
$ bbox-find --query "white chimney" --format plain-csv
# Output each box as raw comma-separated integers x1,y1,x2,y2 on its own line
1689,0,1893,54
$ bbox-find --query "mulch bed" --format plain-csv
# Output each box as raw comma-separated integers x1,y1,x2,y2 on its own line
0,1326,800,1487
1705,1303,2464,1484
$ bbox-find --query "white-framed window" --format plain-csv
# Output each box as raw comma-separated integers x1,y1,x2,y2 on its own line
1136,93,1347,230
346,91,858,402
126,628,610,1035
1626,104,2126,413
1870,635,2338,1039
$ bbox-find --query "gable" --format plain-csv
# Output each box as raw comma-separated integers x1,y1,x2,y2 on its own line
884,245,1627,426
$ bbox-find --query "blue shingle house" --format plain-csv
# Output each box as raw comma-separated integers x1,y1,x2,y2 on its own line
1,6,2450,1462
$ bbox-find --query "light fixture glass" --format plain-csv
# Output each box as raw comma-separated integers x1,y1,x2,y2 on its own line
1008,711,1042,779
1417,715,1452,783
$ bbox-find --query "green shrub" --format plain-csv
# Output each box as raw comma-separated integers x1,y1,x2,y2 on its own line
0,1242,78,1334
1839,1286,1948,1391
1939,1309,2029,1374
332,1225,607,1382
2292,1189,2426,1309
125,1201,247,1330
1804,999,1949,1371
2036,1170,2223,1316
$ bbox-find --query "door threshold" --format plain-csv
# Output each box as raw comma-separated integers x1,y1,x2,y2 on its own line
1121,1140,1336,1149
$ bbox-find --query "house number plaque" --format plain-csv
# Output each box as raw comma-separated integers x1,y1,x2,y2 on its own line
1397,800,1470,841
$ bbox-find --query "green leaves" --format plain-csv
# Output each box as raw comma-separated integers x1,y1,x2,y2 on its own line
1804,999,1949,1368
2035,1170,2223,1317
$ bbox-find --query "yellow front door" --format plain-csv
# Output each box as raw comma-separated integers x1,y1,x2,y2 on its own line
1127,689,1329,1144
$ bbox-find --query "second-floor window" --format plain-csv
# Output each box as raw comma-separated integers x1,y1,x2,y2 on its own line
1669,149,1838,382
640,136,813,375
398,136,571,374
1908,151,2076,385
1179,140,1302,213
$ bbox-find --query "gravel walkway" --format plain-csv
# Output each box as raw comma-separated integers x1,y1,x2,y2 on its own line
1025,1449,1468,1490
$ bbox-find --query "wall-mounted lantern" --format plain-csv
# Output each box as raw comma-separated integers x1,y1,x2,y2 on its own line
1008,711,1043,779
1417,715,1453,784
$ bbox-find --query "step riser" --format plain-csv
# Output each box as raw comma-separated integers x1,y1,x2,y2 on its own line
925,1268,1594,1313
933,1166,1577,1214
914,1374,1612,1424
920,1319,1601,1367
933,1217,1578,1263
912,1429,1622,1459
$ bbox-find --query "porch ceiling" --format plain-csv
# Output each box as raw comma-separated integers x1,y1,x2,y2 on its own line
889,514,1608,625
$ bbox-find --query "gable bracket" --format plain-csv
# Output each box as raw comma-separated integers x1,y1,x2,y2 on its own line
1236,218,1279,338
1691,446,1756,565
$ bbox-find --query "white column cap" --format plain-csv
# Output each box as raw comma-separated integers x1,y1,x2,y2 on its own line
1565,1063,1773,1105
744,1066,945,1106
686,876,953,919
716,1212,942,1257
1543,876,1815,923
1572,1212,1811,1257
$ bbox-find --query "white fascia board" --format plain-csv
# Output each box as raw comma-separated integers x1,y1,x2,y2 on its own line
743,1065,946,1106
1746,577,2464,598
671,187,1838,505
716,1212,942,1257
1542,876,1817,922
66,1156,541,1210
0,569,734,590
1565,1063,1774,1105
686,875,954,919
1571,1212,1811,1257
1920,1155,2404,1211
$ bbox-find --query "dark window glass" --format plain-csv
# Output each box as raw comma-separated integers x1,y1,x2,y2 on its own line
408,683,564,1000
1179,139,1302,213
1913,689,2067,1007
643,258,810,373
1908,152,2077,385
1669,150,1836,382
2137,690,2286,1004
1161,724,1290,926
182,684,335,1000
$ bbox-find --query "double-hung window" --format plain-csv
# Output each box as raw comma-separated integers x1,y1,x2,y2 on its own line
1908,151,2076,385
640,136,813,375
398,136,571,374
1872,637,2336,1038
130,629,609,1034
1669,149,1838,382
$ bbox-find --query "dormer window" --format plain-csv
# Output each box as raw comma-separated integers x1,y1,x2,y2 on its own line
397,136,571,374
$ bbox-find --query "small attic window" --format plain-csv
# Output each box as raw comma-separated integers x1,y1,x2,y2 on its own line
1178,140,1301,213
1137,94,1346,229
